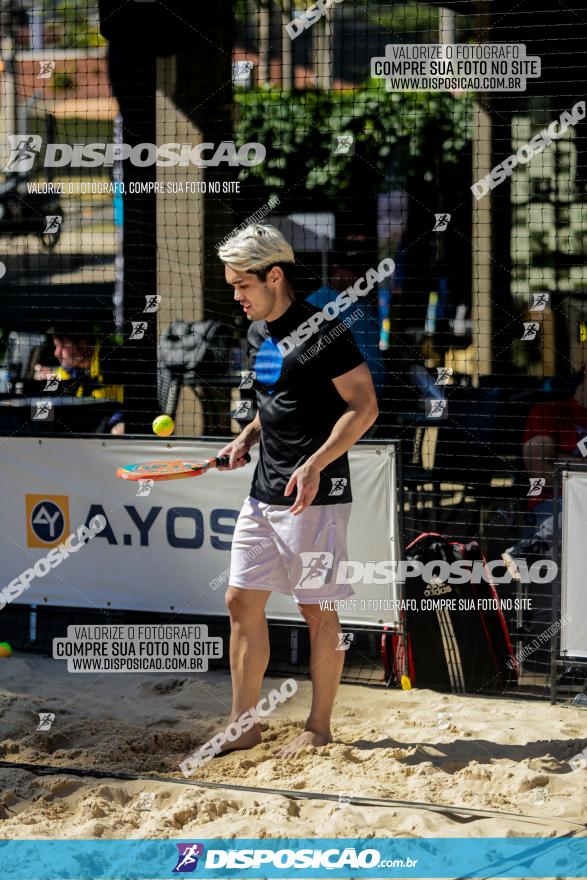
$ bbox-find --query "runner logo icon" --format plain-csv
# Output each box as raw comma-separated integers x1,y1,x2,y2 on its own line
329,477,347,496
173,843,205,873
297,552,334,589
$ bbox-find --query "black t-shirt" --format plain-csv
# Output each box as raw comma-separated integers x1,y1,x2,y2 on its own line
247,298,365,506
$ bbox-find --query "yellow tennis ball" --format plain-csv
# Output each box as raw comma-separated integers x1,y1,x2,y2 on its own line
401,674,412,690
152,415,174,437
0,642,13,657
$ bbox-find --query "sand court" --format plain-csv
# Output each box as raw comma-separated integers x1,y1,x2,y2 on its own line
0,655,585,841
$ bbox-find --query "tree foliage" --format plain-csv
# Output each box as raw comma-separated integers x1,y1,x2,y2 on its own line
234,85,474,201
53,1,106,48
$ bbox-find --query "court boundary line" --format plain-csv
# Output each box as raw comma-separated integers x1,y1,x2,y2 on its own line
0,759,585,831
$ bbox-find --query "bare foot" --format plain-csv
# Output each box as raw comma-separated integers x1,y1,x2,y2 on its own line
215,722,262,757
277,729,331,759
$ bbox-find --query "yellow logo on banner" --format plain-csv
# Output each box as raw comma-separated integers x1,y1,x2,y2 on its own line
25,495,70,548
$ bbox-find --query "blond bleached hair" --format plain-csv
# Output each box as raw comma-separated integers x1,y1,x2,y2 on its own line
217,223,295,273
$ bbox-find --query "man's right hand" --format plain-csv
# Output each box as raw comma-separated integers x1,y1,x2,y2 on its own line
217,438,251,470
218,414,261,470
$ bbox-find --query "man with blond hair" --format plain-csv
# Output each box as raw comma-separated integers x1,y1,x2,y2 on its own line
216,223,378,758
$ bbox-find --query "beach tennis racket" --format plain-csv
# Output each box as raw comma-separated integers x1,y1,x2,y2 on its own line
116,453,251,482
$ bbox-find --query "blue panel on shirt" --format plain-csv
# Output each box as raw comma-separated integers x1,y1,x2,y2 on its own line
256,336,284,387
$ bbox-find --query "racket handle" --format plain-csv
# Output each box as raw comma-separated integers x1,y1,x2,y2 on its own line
215,452,251,468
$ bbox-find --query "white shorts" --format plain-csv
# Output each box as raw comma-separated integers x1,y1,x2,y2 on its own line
229,495,354,605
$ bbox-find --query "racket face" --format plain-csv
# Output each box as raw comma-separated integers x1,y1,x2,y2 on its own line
116,460,210,481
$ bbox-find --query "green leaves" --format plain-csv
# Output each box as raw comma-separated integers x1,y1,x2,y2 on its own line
234,86,474,198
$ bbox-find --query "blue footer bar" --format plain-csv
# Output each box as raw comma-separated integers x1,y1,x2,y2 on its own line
1,837,586,879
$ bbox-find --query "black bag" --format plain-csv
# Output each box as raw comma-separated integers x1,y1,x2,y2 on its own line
389,532,517,693
159,320,232,382
158,320,233,416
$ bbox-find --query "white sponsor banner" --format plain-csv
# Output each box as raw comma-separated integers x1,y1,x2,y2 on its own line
0,438,399,626
561,472,587,658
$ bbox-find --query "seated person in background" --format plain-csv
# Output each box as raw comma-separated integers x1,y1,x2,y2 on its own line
523,362,587,524
306,249,385,398
34,324,125,434
517,359,587,688
506,355,587,561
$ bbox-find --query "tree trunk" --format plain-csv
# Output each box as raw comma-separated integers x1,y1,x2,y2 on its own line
258,0,271,85
314,7,334,89
281,0,293,91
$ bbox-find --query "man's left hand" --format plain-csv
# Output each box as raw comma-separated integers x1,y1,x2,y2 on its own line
284,461,321,515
